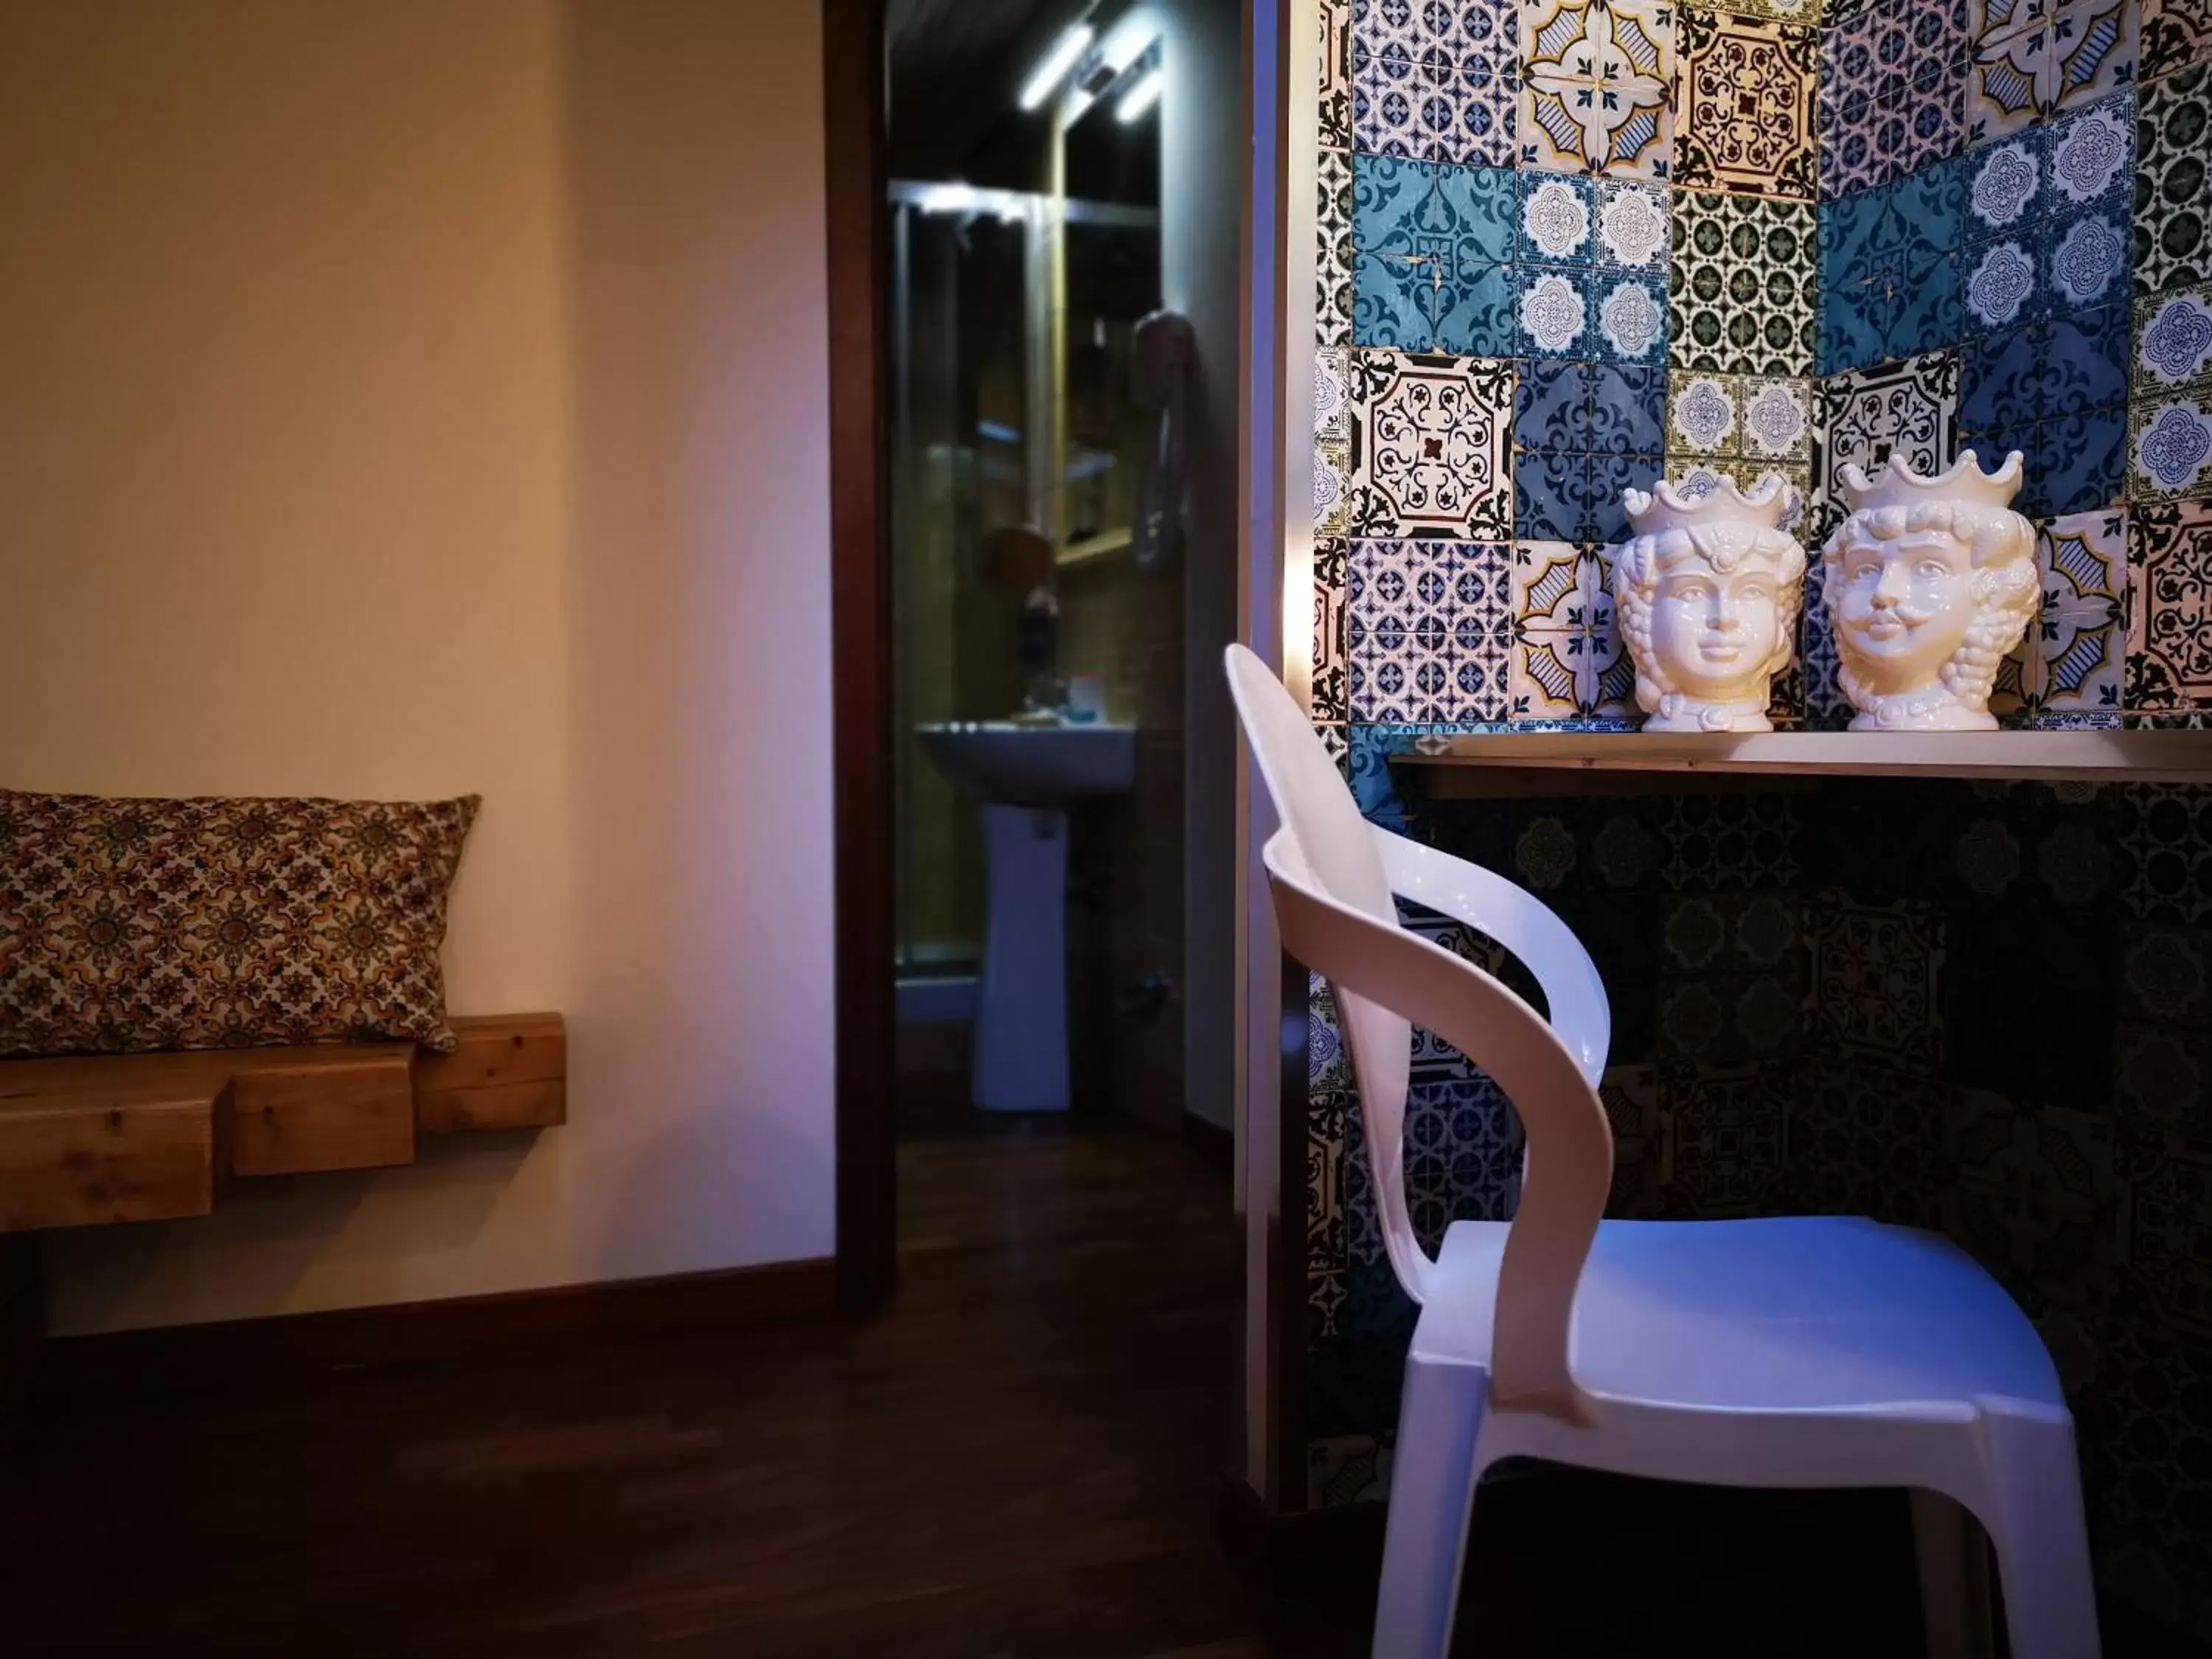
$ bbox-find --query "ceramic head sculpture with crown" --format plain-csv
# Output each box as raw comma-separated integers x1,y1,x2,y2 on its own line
1820,451,2039,731
1611,472,1807,732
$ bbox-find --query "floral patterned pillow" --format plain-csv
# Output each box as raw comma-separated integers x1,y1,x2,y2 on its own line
0,790,479,1057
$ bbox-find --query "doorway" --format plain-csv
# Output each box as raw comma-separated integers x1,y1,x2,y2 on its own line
882,0,1239,1151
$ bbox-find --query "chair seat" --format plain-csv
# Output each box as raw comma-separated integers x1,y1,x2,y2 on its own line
1413,1215,2066,1418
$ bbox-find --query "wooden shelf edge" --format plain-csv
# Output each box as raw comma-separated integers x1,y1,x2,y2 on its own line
0,1014,566,1233
1392,729,2212,791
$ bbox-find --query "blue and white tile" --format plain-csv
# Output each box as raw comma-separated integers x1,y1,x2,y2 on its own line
2045,89,2134,208
1667,370,1740,457
1509,540,1634,718
2039,406,2127,515
1594,178,1671,272
1587,270,1667,361
2131,395,2212,501
2003,508,2128,719
2045,204,2131,310
1514,355,1590,452
1514,265,1593,355
1963,131,2044,239
1961,237,2042,334
1515,170,1594,264
2135,282,2212,396
2042,302,2129,412
1590,359,1667,454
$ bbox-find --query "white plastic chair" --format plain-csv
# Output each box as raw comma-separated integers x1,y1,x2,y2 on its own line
1224,644,2098,1659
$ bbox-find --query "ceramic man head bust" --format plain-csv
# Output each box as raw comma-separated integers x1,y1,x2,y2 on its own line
1612,473,1806,732
1821,451,2039,731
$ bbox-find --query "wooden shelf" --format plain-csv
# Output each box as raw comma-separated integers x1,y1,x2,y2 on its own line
1394,730,2212,796
0,1014,566,1232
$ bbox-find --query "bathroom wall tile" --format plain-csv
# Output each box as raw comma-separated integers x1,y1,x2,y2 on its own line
1586,268,1669,361
1657,1062,1792,1216
1658,791,1804,891
1807,892,1947,1068
2145,0,2212,80
2138,66,2212,298
2045,302,2132,411
2049,90,2137,205
1588,452,1666,541
1961,235,2045,333
1349,538,1515,721
1673,8,1820,201
2127,498,2212,708
1509,540,1634,717
1316,347,1357,535
2048,201,2135,309
1348,349,1516,539
1433,258,1521,355
2129,392,2212,501
1658,891,1807,1068
1517,0,1675,178
1889,250,1966,358
1317,434,1354,535
1964,320,2042,424
2043,404,2129,515
1817,271,1889,375
2049,0,2138,111
1514,264,1594,355
1318,150,1355,348
1672,193,1818,375
1964,130,2045,240
1739,376,1815,462
1666,369,1742,456
1321,0,1353,152
1314,536,1352,725
1515,354,1590,451
1967,0,2135,144
1590,359,1668,453
1594,178,1672,271
2009,509,2129,717
1405,1077,1523,1250
1514,445,1585,538
1816,352,1964,523
1516,170,1595,264
2135,282,2212,397
1895,156,1971,259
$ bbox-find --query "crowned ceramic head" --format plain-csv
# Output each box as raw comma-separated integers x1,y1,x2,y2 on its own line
1820,451,2039,731
1611,473,1807,733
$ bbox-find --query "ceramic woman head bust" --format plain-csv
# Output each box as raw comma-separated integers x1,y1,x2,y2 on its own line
1821,451,2039,731
1612,473,1806,732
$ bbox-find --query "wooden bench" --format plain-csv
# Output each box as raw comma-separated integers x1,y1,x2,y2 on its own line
0,1014,565,1231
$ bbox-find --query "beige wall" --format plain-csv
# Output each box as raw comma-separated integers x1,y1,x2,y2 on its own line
0,0,838,1332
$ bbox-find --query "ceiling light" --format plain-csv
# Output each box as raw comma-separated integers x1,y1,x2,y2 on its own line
1018,24,1094,111
1115,66,1163,123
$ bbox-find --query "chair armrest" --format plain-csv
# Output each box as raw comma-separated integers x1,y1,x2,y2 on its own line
1370,824,1611,1087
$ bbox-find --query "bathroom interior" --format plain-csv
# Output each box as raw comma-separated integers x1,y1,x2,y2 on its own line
887,0,1236,1141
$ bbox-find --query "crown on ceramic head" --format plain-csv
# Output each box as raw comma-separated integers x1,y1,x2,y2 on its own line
1622,471,1789,539
1837,449,2025,515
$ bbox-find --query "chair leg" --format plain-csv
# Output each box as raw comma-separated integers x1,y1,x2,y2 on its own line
1977,1419,2102,1659
1371,1357,1486,1659
1910,1489,1997,1659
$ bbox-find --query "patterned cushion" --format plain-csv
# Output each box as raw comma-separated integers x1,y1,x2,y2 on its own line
0,790,479,1057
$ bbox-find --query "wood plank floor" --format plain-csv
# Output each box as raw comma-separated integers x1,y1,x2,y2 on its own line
0,1121,2199,1656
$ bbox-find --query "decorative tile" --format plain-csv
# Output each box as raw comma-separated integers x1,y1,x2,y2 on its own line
1318,149,1354,348
2144,0,2212,80
1672,193,1818,375
2045,302,2132,411
1516,355,1590,451
1968,0,2135,144
2137,66,2212,299
2119,782,2212,918
1514,444,1586,536
2048,90,2135,206
1667,369,1741,456
1509,540,1635,717
1815,354,1963,538
1514,264,1593,354
1518,0,1675,178
1354,0,1521,166
2135,281,2212,394
1594,178,1672,271
1656,1062,1790,1216
1658,891,1806,1068
1587,268,1669,361
1658,790,1804,890
2127,498,2212,707
1314,536,1352,724
1321,0,1353,152
1349,538,1515,720
1673,8,1818,201
1516,170,1595,263
1590,359,1668,453
2129,392,2212,501
1353,154,1450,348
1964,132,2045,240
1807,892,1947,1068
1947,1096,2123,1304
2006,508,2128,718
2048,201,2134,308
1962,236,2042,333
1405,1077,1523,1250
1348,349,1516,538
1740,376,1815,462
1823,5,1969,197
1317,347,1357,535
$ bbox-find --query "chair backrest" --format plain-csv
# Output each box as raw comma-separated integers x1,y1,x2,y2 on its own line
1224,644,1612,1421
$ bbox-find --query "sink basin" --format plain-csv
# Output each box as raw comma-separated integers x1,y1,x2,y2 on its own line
914,720,1137,1112
916,721,1136,807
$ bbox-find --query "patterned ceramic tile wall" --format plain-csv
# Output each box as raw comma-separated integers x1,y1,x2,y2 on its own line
1299,1,2212,1632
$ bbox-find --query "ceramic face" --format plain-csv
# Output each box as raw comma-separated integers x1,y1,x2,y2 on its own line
1829,525,1978,694
1649,543,1786,700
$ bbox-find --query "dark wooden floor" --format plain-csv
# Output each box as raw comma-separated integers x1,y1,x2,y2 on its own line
0,1121,2200,1656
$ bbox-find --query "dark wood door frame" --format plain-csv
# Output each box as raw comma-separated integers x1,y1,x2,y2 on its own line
822,0,897,1311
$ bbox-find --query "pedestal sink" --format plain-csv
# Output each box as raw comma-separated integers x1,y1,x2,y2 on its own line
917,721,1137,1111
